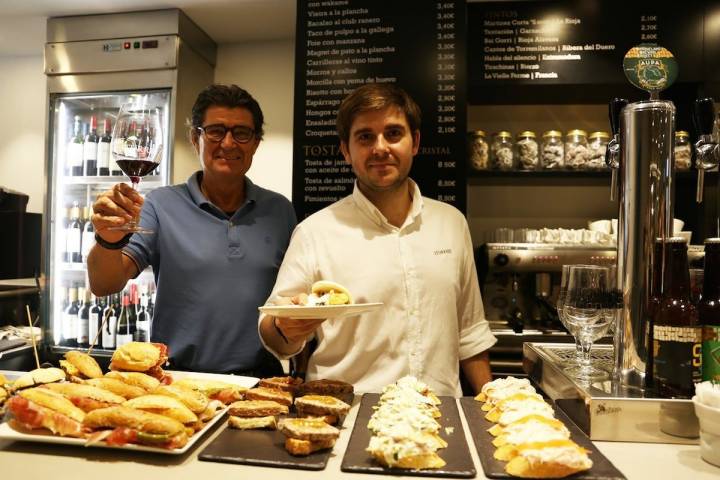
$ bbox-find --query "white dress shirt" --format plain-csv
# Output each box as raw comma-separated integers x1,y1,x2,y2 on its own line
260,180,496,396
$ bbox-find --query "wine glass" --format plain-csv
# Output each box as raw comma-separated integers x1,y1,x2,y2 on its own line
557,264,584,368
562,265,614,381
109,101,164,234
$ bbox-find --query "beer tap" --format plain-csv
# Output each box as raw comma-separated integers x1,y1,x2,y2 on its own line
693,97,720,203
606,98,628,201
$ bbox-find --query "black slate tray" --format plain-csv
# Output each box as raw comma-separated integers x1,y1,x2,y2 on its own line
459,397,626,480
198,397,353,470
341,393,476,478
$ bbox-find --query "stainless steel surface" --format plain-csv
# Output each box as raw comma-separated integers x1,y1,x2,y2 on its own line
46,9,216,66
485,243,616,273
615,100,676,389
525,342,699,443
45,36,178,75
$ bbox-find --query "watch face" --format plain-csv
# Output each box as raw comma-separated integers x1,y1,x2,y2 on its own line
623,43,678,94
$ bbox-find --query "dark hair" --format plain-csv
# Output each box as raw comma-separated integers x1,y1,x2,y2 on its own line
336,83,421,144
190,84,265,140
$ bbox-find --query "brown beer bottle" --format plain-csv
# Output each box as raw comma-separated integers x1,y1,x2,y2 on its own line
652,237,702,398
645,239,664,384
699,238,720,382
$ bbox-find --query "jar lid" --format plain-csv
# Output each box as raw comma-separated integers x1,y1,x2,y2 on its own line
566,129,588,137
496,131,512,138
542,130,562,138
675,130,689,137
588,131,610,140
662,236,688,244
517,131,536,138
469,129,486,137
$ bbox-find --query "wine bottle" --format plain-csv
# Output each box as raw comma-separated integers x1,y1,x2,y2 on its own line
135,286,151,342
98,118,111,176
76,287,90,348
62,286,79,347
129,283,139,339
700,238,720,382
67,115,84,176
81,206,95,263
83,115,99,176
111,120,125,176
102,294,117,350
87,293,102,348
66,202,82,263
116,293,133,347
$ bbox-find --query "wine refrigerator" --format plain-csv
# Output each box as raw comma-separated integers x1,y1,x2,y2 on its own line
41,9,216,360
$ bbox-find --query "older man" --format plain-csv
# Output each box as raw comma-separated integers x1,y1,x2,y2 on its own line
89,84,296,376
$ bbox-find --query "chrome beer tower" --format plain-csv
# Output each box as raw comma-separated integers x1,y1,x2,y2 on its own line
608,97,720,390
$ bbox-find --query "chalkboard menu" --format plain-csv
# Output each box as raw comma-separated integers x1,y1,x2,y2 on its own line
468,1,702,88
293,0,467,219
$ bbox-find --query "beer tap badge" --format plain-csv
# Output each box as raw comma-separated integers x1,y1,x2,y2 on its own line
623,44,678,95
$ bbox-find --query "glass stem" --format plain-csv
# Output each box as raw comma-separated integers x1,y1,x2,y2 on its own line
580,338,593,368
130,180,140,226
574,337,582,360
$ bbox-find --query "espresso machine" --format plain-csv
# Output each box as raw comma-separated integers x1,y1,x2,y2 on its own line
524,45,717,443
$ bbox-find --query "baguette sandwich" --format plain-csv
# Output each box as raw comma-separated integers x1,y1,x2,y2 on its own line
123,394,199,429
41,382,126,412
109,342,170,383
6,387,86,438
105,371,161,392
294,394,351,425
59,351,103,380
12,367,66,391
84,406,189,449
152,384,223,422
277,417,340,456
84,377,147,400
173,378,247,405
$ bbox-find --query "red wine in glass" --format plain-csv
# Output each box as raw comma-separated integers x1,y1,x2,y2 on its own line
109,102,163,234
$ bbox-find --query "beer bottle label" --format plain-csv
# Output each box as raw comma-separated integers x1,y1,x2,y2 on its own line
653,325,702,396
702,325,720,382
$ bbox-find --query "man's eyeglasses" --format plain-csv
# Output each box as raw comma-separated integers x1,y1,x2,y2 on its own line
196,124,255,144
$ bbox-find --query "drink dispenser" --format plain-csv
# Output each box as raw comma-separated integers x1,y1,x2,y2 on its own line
609,99,675,389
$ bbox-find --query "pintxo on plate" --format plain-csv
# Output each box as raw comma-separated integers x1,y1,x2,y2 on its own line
475,376,593,478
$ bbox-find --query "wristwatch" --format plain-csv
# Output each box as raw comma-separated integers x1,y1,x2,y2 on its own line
94,233,132,250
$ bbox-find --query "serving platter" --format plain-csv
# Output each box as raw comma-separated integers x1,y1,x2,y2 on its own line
341,394,476,478
0,371,258,455
199,394,355,470
258,302,383,319
459,397,626,480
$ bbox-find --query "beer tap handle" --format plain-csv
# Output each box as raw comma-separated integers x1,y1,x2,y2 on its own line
607,98,628,201
693,97,717,203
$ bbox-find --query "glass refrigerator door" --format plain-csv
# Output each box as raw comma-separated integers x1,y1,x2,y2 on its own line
47,89,170,352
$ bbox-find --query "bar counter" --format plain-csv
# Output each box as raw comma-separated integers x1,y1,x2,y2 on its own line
1,397,717,479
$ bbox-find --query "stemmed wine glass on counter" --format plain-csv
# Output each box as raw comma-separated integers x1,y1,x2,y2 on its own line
109,101,164,234
561,264,619,382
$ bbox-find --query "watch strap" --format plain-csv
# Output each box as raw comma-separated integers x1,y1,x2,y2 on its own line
94,233,132,250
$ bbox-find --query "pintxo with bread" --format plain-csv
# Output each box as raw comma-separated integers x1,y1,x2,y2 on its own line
0,343,252,452
473,376,593,478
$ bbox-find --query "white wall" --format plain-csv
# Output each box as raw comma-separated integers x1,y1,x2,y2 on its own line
214,40,295,200
0,55,46,213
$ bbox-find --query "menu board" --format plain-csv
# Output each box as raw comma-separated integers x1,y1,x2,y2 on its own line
468,1,703,87
293,0,467,219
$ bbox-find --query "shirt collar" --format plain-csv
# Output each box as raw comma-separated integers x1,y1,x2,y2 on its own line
186,171,258,215
351,179,424,230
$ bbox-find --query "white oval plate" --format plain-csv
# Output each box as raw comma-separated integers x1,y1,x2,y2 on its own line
258,302,383,319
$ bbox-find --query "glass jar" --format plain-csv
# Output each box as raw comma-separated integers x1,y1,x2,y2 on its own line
516,131,539,170
674,130,692,171
491,131,514,170
587,131,610,170
541,130,564,169
564,129,589,169
468,130,489,170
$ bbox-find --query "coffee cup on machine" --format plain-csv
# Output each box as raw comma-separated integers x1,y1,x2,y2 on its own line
588,219,612,234
673,218,685,235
